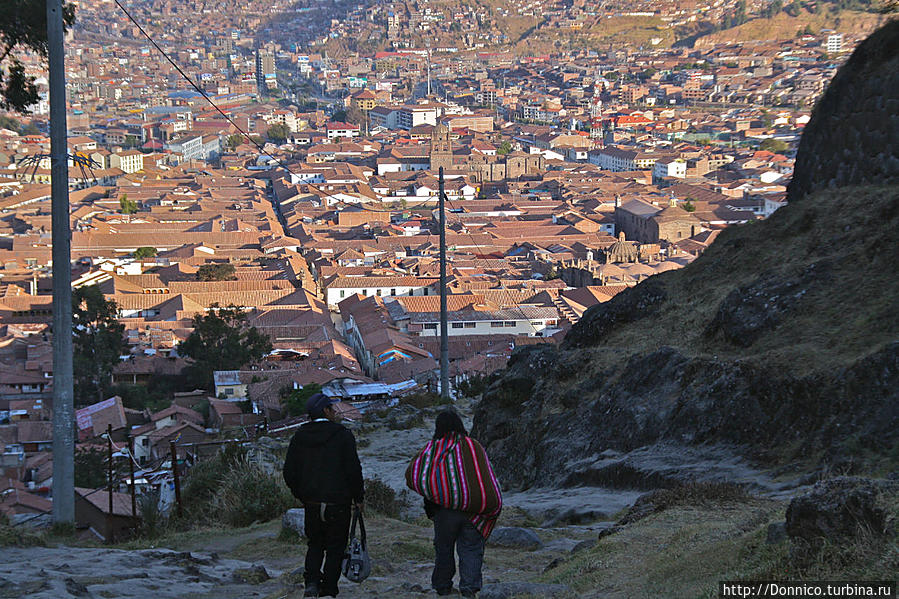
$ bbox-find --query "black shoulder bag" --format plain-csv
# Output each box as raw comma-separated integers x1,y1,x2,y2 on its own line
342,506,371,582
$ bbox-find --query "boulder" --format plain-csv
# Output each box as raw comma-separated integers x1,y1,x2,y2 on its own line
785,477,897,547
480,582,571,599
570,539,596,553
386,405,424,430
766,522,787,545
487,527,543,550
282,508,305,534
232,565,270,584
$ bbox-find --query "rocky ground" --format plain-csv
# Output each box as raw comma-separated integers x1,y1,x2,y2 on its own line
2,402,895,599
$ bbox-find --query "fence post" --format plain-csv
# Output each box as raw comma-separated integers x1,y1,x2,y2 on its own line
170,441,182,518
128,437,136,518
107,424,113,517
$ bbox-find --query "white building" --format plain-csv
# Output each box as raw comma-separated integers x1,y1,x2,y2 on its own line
326,121,361,140
653,158,687,182
408,307,561,338
326,276,438,307
110,150,144,174
826,33,844,54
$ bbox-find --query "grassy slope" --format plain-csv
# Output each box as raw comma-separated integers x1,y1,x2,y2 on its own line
696,9,887,45
542,494,899,598
575,185,899,377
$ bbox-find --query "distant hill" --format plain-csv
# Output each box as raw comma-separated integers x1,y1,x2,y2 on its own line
694,9,886,46
473,20,899,492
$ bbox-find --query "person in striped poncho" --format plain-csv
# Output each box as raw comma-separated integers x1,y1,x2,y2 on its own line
405,409,503,598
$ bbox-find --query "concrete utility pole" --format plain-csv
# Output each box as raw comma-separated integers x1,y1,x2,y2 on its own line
48,0,75,524
438,167,449,399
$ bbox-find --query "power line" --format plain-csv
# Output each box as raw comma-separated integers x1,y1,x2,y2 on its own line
111,0,553,343
112,0,438,215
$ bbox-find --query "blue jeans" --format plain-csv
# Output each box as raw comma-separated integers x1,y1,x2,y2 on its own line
432,508,486,594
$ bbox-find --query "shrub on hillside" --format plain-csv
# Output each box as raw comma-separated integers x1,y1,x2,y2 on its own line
137,487,164,538
212,457,295,527
364,478,408,518
620,482,752,524
397,391,449,409
181,443,247,523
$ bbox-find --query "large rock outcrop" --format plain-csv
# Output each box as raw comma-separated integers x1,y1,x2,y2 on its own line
472,21,899,491
789,19,899,199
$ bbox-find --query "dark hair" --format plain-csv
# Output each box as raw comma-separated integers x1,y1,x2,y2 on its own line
433,409,467,440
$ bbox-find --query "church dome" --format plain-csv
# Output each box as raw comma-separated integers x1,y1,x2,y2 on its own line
606,231,639,263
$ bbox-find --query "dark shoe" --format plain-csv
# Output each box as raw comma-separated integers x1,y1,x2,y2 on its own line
461,591,477,598
436,589,457,596
303,581,320,597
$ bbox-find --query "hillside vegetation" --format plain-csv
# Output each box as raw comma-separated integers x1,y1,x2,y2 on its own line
695,9,886,45
473,20,899,492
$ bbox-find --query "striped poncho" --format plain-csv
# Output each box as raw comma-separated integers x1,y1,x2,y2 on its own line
405,432,503,539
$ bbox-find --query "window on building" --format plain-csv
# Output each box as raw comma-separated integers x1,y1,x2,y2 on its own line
424,323,437,330
451,322,464,329
391,288,396,295
464,322,476,328
376,289,382,296
531,321,542,326
504,322,516,327
491,322,504,328
340,290,345,298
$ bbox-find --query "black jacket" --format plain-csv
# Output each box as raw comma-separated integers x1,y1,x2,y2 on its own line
282,419,364,505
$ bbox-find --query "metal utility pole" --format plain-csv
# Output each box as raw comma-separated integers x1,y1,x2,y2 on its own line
48,0,74,525
128,438,136,517
438,168,449,399
107,424,113,517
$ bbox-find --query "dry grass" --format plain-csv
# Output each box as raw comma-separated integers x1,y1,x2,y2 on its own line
697,9,886,44
585,185,899,377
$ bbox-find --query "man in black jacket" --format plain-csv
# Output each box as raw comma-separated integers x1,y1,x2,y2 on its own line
283,393,364,598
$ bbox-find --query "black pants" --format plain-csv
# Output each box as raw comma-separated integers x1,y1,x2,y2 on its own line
304,503,351,596
432,508,486,595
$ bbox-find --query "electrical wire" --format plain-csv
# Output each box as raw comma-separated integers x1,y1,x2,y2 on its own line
109,0,553,343
112,0,440,215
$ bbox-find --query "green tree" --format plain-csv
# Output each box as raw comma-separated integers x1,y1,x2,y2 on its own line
119,194,137,214
0,1,75,112
225,133,244,150
134,246,157,259
266,123,291,143
196,262,237,281
281,382,322,417
0,114,38,134
72,285,127,405
497,141,513,155
74,447,110,488
683,200,697,212
759,138,788,153
178,305,272,391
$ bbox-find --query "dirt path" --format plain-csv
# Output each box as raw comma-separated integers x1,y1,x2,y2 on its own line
1,403,805,598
